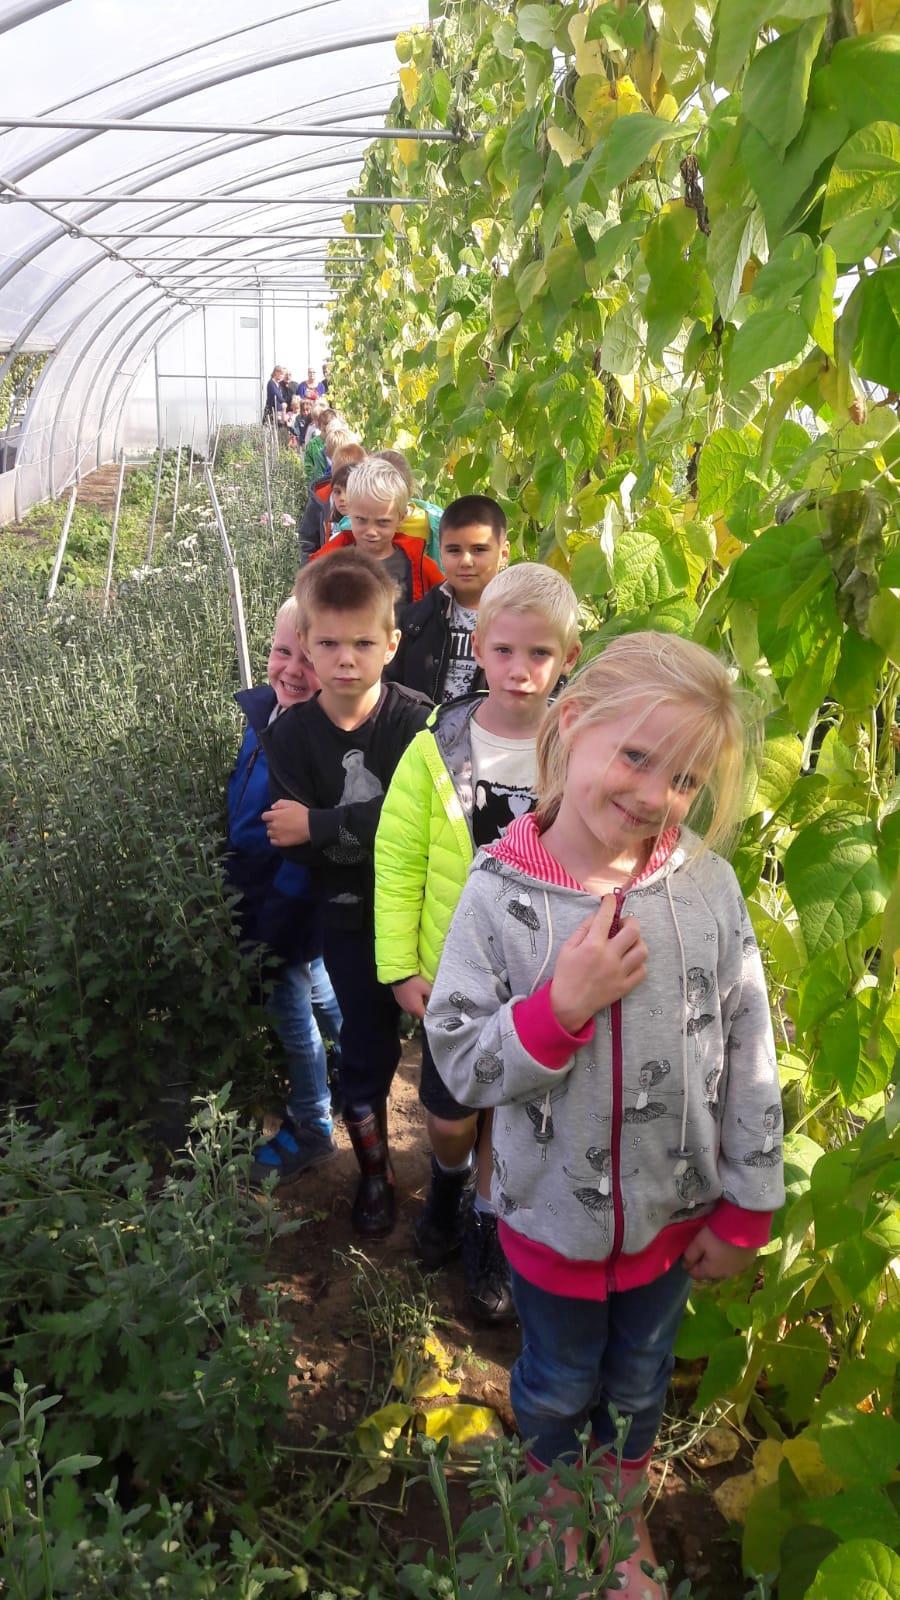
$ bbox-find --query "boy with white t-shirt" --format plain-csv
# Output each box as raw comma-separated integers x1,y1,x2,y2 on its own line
374,566,580,1321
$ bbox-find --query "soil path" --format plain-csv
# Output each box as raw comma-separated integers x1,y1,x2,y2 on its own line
266,1042,744,1595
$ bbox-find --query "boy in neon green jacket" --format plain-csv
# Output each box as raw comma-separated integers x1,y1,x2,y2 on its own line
375,565,580,1322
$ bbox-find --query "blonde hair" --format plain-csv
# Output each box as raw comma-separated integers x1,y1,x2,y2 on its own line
331,442,367,476
475,563,580,655
324,422,358,457
535,631,752,853
374,448,415,496
346,457,409,517
275,593,301,633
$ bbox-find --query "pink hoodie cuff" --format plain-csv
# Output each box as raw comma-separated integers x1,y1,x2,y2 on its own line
513,984,594,1069
708,1200,773,1249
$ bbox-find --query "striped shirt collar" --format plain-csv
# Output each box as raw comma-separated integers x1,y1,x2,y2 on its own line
484,812,679,891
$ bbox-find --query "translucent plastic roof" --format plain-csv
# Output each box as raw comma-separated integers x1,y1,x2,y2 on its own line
0,0,429,516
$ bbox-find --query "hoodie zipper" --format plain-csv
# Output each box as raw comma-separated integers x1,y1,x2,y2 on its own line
608,887,626,1278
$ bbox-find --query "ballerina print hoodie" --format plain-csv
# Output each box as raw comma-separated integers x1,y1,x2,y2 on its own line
425,814,785,1300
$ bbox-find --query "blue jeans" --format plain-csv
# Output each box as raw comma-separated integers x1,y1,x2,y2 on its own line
510,1261,692,1466
267,956,342,1130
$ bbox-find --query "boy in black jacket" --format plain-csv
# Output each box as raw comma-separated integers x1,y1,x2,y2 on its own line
261,550,431,1237
386,495,510,702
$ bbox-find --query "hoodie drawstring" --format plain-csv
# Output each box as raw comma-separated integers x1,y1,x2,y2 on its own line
533,888,554,1135
665,874,692,1161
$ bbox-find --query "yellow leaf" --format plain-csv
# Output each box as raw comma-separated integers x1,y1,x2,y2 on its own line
399,64,420,112
712,1439,783,1525
379,270,393,294
656,92,679,122
547,125,586,167
574,73,643,137
568,12,605,76
397,139,418,167
424,1334,454,1372
342,212,355,234
389,204,406,230
354,1402,414,1458
414,1369,461,1400
854,0,900,30
715,516,744,567
420,1404,501,1449
692,1422,741,1468
782,1437,844,1498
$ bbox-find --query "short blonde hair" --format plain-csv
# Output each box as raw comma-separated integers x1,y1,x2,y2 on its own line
535,631,753,853
346,457,409,517
374,448,415,496
275,593,301,633
475,563,580,655
324,423,358,457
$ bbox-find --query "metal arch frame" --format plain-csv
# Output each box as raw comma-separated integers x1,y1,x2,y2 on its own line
1,7,424,516
0,77,395,388
0,115,454,141
0,0,69,34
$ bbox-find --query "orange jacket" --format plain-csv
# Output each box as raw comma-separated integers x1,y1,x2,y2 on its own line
309,529,444,604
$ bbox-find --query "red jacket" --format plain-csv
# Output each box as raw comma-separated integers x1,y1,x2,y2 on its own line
309,529,444,604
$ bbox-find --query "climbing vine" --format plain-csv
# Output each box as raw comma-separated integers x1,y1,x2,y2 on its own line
327,2,900,1591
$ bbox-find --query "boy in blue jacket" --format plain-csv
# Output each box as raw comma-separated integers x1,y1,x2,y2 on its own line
225,595,343,1186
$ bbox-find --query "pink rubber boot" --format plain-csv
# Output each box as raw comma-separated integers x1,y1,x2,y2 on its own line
524,1450,585,1581
596,1452,667,1599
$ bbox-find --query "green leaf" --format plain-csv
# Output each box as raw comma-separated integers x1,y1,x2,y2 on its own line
697,427,754,516
783,813,888,959
516,3,556,48
762,1323,830,1427
752,234,818,307
586,216,647,283
804,1540,900,1600
809,1487,900,1550
600,302,642,374
613,525,689,609
711,0,770,89
827,206,895,266
726,307,809,395
811,34,900,132
800,243,837,356
747,720,805,814
674,1293,732,1360
742,109,849,240
601,114,688,195
707,205,763,320
819,1411,900,1489
848,262,900,392
742,1481,796,1581
570,541,610,601
696,1334,749,1408
822,121,900,228
742,20,828,159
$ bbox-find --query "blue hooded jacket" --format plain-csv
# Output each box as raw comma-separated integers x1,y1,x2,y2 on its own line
225,685,322,964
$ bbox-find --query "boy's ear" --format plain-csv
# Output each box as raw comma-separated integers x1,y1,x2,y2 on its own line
563,640,581,676
497,538,511,571
385,626,402,663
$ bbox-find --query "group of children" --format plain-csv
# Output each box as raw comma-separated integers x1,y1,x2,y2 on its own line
224,455,784,1597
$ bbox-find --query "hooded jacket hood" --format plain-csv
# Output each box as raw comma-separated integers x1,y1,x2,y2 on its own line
426,813,784,1276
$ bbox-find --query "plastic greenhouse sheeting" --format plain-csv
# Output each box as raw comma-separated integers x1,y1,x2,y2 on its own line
0,0,428,523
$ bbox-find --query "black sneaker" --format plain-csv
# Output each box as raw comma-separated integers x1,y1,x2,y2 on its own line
250,1120,337,1188
461,1207,516,1324
415,1156,476,1269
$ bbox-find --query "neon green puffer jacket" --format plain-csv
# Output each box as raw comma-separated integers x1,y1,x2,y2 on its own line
374,697,480,986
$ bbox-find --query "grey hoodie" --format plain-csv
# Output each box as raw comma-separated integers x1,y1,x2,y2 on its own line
425,815,784,1266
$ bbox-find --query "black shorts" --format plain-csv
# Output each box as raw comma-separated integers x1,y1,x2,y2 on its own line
419,1029,477,1122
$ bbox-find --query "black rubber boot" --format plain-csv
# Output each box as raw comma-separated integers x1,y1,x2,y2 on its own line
345,1106,396,1238
415,1155,476,1269
461,1207,516,1324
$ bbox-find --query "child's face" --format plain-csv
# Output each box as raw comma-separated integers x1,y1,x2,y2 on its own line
302,604,400,703
267,615,319,709
559,702,708,852
331,480,349,517
348,494,404,560
440,521,509,606
474,608,579,725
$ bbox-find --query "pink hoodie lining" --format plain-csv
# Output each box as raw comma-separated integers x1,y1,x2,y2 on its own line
485,812,680,892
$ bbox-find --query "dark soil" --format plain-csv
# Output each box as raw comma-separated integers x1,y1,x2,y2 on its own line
263,1041,746,1598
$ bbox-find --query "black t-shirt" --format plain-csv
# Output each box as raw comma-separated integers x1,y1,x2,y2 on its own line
261,682,432,928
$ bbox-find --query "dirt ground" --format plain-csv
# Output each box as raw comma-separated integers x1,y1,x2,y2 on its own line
263,1040,746,1597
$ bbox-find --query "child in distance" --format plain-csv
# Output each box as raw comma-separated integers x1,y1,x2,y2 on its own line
375,565,581,1321
261,551,432,1236
425,631,784,1594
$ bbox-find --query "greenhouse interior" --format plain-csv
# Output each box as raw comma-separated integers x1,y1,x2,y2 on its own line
1,3,898,1598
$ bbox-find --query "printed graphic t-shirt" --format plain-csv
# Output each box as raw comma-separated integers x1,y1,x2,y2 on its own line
469,717,537,848
442,592,479,702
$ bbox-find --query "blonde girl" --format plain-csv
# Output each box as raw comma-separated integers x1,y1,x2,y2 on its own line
425,631,784,1596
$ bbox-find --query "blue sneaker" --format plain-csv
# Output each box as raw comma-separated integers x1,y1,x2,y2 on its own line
250,1118,336,1188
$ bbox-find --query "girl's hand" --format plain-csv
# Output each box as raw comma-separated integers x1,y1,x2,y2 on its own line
262,799,310,847
392,975,433,1020
682,1227,758,1281
549,898,647,1033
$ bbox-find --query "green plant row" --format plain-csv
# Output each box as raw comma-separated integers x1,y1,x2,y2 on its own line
324,3,900,1594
